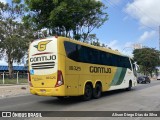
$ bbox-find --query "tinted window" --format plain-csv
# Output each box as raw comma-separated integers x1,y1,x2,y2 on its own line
64,42,79,61
64,41,131,69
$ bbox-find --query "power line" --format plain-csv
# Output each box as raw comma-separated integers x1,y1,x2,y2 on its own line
126,0,160,26
104,0,158,31
159,26,160,50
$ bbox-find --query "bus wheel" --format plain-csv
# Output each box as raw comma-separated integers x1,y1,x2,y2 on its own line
82,84,93,101
93,83,102,99
126,81,132,91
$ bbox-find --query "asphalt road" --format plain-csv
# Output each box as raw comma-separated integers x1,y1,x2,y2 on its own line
0,80,160,120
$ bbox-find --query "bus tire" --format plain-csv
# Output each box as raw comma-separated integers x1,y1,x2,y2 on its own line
82,84,93,101
93,83,102,99
126,81,132,91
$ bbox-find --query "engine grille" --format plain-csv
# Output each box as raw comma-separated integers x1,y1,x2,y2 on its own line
31,62,55,69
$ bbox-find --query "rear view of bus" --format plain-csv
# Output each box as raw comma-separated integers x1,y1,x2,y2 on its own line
28,37,64,96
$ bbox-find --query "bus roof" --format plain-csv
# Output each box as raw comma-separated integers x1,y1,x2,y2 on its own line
58,36,125,56
32,36,128,57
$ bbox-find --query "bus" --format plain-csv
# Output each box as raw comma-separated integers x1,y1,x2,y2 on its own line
28,36,137,100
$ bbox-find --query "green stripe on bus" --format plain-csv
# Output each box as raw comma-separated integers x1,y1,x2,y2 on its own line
116,68,127,85
110,68,127,86
110,67,122,86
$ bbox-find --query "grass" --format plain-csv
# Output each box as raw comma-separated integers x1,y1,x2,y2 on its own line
0,78,28,85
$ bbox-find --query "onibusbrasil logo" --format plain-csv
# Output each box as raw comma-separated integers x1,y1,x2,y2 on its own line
34,40,51,51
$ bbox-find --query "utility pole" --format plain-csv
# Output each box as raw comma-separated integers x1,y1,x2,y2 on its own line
159,26,160,51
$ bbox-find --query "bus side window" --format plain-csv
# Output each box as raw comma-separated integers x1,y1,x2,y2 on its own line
64,42,79,61
100,52,106,65
78,46,88,63
111,54,117,66
91,49,100,64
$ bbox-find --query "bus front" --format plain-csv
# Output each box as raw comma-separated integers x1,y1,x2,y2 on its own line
28,37,65,96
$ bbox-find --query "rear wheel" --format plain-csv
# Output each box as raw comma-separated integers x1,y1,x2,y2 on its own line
82,84,93,101
93,83,102,99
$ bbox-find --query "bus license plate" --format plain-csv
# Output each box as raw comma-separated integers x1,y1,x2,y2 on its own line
40,89,46,93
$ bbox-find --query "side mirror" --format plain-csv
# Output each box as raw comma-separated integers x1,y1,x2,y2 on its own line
134,62,139,71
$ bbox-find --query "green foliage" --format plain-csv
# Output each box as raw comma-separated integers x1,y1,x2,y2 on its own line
133,48,160,76
0,1,34,77
24,0,108,41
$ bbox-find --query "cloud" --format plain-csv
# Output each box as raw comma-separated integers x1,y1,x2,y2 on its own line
107,40,117,47
107,40,120,50
105,40,133,56
124,42,134,48
0,0,7,3
107,40,131,50
0,60,7,65
138,30,156,43
125,0,160,28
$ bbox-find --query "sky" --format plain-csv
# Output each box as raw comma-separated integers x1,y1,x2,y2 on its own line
94,0,160,55
0,0,160,65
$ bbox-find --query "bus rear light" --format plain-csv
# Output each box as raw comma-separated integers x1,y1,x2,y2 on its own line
55,70,64,87
28,72,33,87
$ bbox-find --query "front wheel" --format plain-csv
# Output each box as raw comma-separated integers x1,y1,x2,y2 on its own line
126,81,132,91
82,84,93,101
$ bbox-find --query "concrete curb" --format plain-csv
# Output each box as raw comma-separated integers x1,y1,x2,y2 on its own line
0,93,31,99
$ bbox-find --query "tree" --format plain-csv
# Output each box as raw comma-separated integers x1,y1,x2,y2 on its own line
0,1,34,78
24,0,108,41
133,48,160,76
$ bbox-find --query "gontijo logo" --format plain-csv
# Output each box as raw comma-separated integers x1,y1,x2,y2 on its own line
34,40,51,51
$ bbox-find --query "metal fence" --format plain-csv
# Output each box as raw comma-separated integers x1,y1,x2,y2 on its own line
0,72,28,85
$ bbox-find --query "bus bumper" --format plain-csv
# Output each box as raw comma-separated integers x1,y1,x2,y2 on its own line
30,87,65,96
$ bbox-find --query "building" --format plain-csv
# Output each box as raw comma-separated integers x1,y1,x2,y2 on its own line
133,43,143,49
0,66,28,72
0,66,28,79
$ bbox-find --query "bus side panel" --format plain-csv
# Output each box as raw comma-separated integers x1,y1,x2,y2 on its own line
91,75,106,91
108,68,136,91
104,66,118,91
65,58,80,96
77,64,118,95
65,75,79,96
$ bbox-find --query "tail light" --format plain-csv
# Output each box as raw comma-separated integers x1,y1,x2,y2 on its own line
55,70,64,87
28,71,33,87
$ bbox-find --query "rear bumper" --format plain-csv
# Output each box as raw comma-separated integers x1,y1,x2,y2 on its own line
30,87,65,96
